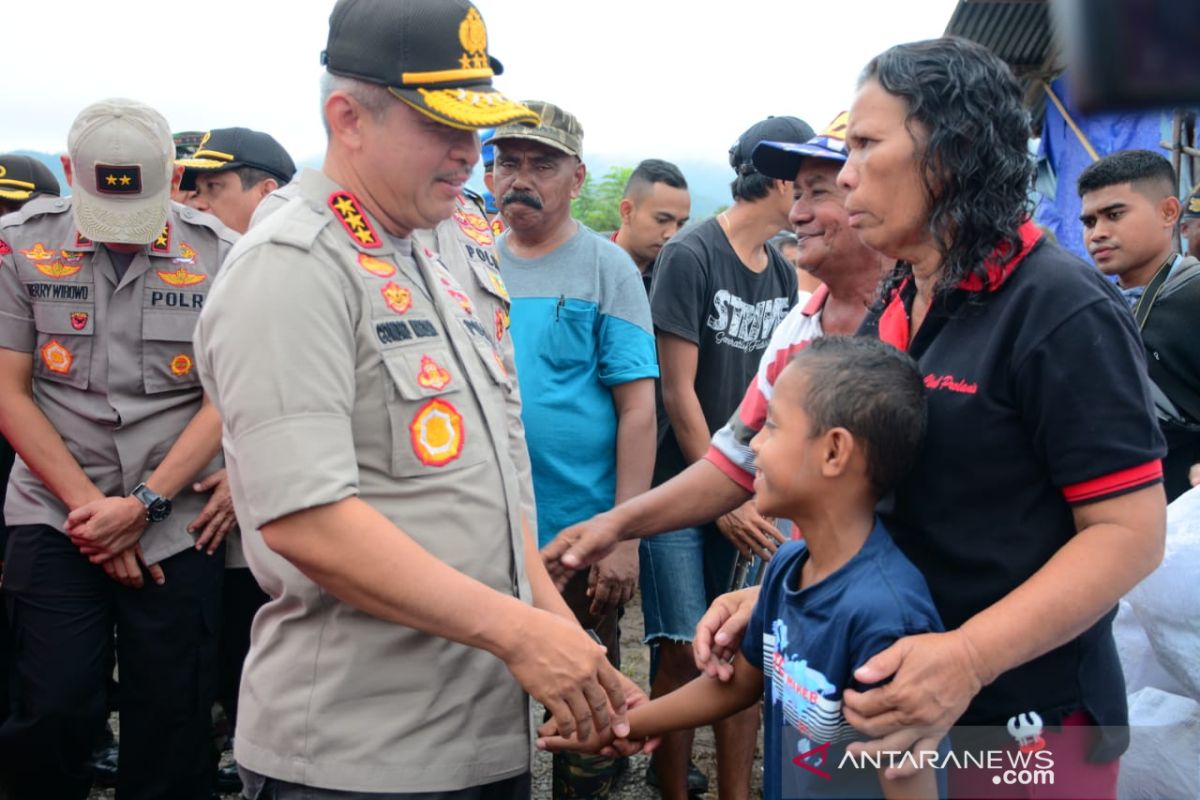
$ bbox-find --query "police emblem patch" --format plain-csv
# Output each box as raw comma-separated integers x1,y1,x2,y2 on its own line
380,281,412,314
486,269,510,302
358,252,396,278
452,205,495,247
174,242,196,264
35,261,82,279
20,243,56,261
416,355,452,391
40,339,73,374
70,311,89,331
156,267,207,286
170,354,194,376
59,250,85,265
410,398,465,467
494,306,508,342
329,191,381,249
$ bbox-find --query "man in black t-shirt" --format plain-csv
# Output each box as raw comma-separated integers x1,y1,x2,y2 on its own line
641,115,809,800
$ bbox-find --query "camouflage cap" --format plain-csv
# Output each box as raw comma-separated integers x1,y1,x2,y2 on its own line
486,101,583,158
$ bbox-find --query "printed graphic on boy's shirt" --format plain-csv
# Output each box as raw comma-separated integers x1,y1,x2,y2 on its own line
765,619,857,752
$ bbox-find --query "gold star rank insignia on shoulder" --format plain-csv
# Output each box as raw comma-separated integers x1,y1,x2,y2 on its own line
328,191,381,249
95,164,142,195
151,222,172,254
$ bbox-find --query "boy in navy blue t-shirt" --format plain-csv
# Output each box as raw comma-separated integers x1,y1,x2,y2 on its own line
538,336,945,799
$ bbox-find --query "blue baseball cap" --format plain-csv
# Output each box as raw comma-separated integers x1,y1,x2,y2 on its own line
752,111,849,181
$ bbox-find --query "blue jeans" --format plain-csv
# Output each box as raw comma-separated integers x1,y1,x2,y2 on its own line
639,524,744,646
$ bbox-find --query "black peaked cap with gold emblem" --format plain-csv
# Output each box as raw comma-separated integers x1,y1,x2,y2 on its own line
322,0,539,131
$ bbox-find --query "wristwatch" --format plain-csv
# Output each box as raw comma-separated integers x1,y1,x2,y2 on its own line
131,482,172,523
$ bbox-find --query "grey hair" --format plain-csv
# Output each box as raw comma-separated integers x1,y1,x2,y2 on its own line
318,73,393,134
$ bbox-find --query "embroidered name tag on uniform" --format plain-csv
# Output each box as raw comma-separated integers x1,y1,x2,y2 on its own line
40,340,73,374
410,398,464,466
329,191,381,249
95,164,142,195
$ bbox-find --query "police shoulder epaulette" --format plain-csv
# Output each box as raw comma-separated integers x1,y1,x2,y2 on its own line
267,204,327,251
461,187,489,219
175,206,239,248
2,195,71,229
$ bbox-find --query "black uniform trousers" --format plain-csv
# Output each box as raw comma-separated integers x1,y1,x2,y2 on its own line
0,524,222,800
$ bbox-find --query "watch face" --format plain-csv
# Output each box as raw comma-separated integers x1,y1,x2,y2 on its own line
148,497,172,523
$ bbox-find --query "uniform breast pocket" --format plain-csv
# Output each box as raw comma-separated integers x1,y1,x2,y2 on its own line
142,309,201,393
545,301,597,370
382,346,488,478
32,302,95,390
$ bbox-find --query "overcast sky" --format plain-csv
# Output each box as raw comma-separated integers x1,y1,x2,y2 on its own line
2,0,959,168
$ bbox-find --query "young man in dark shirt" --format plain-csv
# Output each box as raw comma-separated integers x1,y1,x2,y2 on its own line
641,115,810,800
611,159,691,295
1078,150,1200,500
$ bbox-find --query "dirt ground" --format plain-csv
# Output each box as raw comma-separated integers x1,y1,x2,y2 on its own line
88,591,764,799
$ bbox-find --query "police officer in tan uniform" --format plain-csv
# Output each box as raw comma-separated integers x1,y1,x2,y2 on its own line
0,99,236,799
194,1,645,797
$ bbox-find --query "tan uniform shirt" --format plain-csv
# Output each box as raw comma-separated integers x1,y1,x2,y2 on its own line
195,169,533,792
249,180,538,555
0,197,235,564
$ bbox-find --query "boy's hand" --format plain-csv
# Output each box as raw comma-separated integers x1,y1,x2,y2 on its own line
536,717,621,754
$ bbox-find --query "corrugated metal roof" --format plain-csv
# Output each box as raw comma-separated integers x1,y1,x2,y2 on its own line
944,0,1063,132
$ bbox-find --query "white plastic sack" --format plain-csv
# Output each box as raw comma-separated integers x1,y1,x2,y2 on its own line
1124,486,1200,701
1118,687,1200,800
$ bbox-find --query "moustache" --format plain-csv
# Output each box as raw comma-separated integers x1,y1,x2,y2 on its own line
501,191,543,210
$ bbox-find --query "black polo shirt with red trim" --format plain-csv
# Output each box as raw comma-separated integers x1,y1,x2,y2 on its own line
858,222,1166,733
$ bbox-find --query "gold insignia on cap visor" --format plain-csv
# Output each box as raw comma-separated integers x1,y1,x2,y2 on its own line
1190,195,1200,215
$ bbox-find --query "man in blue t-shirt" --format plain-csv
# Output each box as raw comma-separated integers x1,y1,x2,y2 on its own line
537,336,945,799
486,102,658,799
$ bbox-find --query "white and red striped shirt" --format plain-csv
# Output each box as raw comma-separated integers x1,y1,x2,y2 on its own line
705,285,829,490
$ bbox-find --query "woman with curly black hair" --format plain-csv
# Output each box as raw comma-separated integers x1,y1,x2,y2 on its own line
837,37,1167,797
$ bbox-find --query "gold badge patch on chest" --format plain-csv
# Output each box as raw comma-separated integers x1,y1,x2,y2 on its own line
410,398,464,467
170,354,194,376
416,355,452,391
358,252,396,279
156,267,207,286
452,205,495,247
35,261,83,279
380,281,412,314
40,339,73,374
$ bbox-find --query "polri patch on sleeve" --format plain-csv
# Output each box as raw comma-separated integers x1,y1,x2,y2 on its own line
95,164,142,195
328,191,381,249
